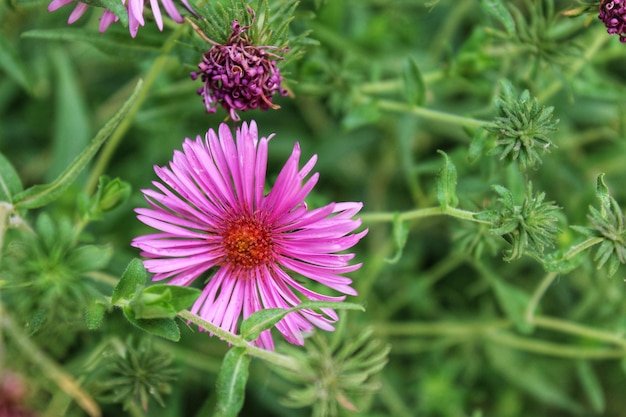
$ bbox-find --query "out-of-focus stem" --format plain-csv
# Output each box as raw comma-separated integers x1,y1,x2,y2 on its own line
0,303,101,417
85,25,185,195
375,99,488,130
361,206,489,224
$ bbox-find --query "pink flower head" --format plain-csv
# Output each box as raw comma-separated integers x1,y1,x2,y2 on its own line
131,122,367,350
47,0,194,38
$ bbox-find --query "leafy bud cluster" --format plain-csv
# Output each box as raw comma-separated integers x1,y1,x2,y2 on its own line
572,174,626,277
2,213,112,354
85,338,177,412
275,328,389,417
478,183,561,261
486,81,558,170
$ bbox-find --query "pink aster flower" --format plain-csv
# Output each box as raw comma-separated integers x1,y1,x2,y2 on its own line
47,0,194,38
131,121,367,350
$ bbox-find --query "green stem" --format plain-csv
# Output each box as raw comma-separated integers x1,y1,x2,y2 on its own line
537,29,608,102
486,331,626,359
177,310,300,372
0,303,101,417
524,237,604,323
532,315,626,350
374,320,511,337
375,99,488,130
84,25,185,195
562,237,604,260
360,205,489,225
524,271,558,324
360,71,444,95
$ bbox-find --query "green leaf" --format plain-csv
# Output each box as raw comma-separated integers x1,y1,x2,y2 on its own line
0,33,33,93
481,0,516,36
467,128,490,164
96,176,132,212
122,307,181,341
240,301,365,342
67,244,113,272
402,57,425,106
12,79,142,210
21,29,160,59
240,308,287,342
0,152,23,203
48,47,90,185
384,213,409,264
84,301,108,330
294,300,365,313
436,150,459,210
82,0,129,26
485,343,583,413
595,173,611,213
576,361,605,414
490,278,531,333
129,285,201,319
112,258,147,304
213,347,251,417
341,101,381,130
143,285,201,312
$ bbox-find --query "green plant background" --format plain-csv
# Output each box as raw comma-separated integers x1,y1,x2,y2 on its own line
3,0,626,416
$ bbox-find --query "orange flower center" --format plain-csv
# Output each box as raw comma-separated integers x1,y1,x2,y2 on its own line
222,217,273,269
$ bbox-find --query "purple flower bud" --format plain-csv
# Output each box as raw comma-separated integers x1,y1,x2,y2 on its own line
190,12,288,121
599,0,626,42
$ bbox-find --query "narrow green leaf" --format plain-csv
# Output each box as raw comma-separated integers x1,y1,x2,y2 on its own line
290,300,365,313
112,258,147,304
84,301,107,330
436,150,459,210
595,173,611,212
576,361,605,414
122,307,181,341
0,33,33,93
384,213,409,264
214,347,251,417
491,278,531,333
480,0,516,36
240,301,365,342
240,308,288,342
0,152,23,203
22,29,160,59
402,57,425,106
13,79,142,210
48,47,90,184
467,128,490,164
341,101,381,131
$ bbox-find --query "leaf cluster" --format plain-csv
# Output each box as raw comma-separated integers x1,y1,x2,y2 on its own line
485,80,559,170
478,183,561,262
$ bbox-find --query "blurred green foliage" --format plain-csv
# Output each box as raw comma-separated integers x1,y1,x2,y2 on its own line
3,0,626,416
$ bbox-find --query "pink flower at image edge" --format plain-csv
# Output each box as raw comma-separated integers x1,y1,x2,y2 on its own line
47,0,194,37
131,121,367,350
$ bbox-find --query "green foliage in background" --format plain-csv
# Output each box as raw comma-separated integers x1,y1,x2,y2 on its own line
3,0,626,416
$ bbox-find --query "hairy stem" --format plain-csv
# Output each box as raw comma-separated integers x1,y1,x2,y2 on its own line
178,310,301,372
361,205,489,224
0,303,101,417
